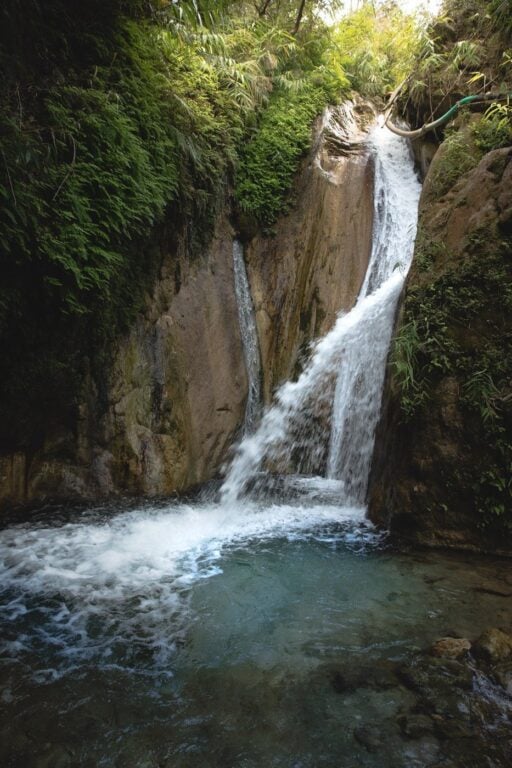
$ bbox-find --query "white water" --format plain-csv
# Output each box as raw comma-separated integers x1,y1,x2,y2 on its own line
233,239,263,433
221,123,421,505
0,499,369,670
326,122,422,501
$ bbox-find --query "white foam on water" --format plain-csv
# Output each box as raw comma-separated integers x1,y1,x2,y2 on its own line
0,500,368,671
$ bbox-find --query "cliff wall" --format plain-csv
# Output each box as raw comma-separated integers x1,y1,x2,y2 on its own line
369,129,512,553
0,215,248,504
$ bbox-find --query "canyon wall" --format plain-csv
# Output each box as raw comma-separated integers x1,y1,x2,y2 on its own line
0,215,248,505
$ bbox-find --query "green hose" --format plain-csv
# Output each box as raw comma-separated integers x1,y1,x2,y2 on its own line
384,91,512,139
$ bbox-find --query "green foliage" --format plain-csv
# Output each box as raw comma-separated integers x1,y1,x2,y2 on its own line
488,0,512,39
0,17,246,316
234,77,343,226
428,125,482,197
392,235,512,532
0,0,351,448
231,5,350,225
331,2,422,98
473,102,512,152
391,320,426,416
404,0,512,130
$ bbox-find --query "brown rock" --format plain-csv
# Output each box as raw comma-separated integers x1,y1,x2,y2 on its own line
429,637,471,659
492,661,512,694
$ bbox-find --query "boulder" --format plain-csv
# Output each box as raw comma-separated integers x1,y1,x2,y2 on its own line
429,637,471,660
473,628,512,663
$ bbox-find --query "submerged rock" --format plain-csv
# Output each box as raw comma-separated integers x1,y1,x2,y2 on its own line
353,725,383,753
397,712,436,739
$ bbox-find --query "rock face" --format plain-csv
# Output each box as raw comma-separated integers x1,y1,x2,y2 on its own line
0,215,248,505
0,103,376,507
368,138,512,552
246,102,375,402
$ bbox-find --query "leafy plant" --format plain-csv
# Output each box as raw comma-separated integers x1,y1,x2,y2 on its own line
234,77,344,226
331,2,423,98
473,102,512,151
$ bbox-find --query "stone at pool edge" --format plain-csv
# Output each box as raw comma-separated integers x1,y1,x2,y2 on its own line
472,628,512,664
429,637,471,660
397,713,436,739
492,661,512,695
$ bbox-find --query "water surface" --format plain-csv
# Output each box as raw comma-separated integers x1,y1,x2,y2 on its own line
1,491,511,767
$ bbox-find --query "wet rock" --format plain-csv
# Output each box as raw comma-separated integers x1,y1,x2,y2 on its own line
430,762,458,768
401,736,440,767
353,725,382,753
432,713,473,741
491,661,512,695
472,628,512,663
397,713,435,739
327,661,398,693
397,657,473,699
430,637,471,660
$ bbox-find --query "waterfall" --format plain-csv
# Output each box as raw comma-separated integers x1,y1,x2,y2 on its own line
233,239,263,434
221,123,421,505
326,122,422,502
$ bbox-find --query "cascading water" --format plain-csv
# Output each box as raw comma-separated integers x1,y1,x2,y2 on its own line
326,121,422,501
232,239,263,433
221,122,422,505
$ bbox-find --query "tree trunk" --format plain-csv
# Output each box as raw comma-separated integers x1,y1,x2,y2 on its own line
258,0,273,16
293,0,307,35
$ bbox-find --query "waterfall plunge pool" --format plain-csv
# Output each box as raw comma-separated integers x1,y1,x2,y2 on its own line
1,488,511,768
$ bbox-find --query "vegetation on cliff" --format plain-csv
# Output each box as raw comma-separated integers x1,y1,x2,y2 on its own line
0,0,345,449
384,0,512,539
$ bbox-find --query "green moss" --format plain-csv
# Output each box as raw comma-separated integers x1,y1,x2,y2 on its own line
234,79,339,227
392,240,512,532
428,125,483,198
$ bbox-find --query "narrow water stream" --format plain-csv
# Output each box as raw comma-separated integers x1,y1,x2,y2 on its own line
232,239,262,434
0,122,511,767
